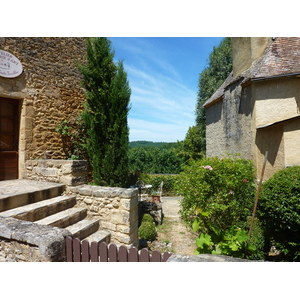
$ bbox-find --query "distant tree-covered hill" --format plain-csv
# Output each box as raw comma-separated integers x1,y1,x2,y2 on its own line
128,141,183,174
129,140,179,149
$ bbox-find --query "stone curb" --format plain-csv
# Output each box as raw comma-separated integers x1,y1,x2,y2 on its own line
0,216,71,261
167,254,257,262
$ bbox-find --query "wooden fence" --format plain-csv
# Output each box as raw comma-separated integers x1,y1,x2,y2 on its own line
65,236,172,262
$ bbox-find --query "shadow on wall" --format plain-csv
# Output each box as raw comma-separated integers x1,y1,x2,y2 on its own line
255,123,283,167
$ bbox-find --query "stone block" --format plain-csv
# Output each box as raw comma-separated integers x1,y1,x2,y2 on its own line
120,197,139,211
100,221,116,231
117,220,138,234
120,188,138,198
0,216,71,261
111,209,130,225
76,186,92,196
113,232,131,245
62,163,72,174
83,197,93,205
99,207,111,220
90,205,99,213
35,167,57,177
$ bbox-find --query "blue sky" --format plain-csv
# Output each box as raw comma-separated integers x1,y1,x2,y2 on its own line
109,37,224,143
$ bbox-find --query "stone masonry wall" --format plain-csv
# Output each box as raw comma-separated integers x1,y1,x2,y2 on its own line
0,37,86,178
206,82,253,160
68,185,139,247
25,159,88,186
0,238,45,262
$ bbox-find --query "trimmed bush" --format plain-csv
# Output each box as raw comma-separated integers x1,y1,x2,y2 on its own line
138,214,157,241
258,166,300,261
142,213,155,223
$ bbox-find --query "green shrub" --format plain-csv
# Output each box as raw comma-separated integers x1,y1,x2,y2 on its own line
194,225,257,259
175,156,256,233
258,166,300,261
246,217,266,260
142,213,155,223
138,217,157,241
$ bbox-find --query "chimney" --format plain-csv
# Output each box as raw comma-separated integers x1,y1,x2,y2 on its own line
231,37,272,78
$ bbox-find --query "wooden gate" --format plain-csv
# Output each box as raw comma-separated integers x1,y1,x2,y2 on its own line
65,236,172,262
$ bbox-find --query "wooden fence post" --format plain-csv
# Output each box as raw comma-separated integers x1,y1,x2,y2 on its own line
99,242,108,262
66,236,73,262
90,241,99,262
73,238,82,262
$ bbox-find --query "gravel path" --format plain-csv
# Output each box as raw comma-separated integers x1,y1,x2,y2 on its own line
150,196,198,255
161,196,182,218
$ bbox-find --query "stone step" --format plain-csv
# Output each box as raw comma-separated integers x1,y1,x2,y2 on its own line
66,219,100,240
84,230,111,245
0,195,76,222
35,207,87,228
0,180,65,212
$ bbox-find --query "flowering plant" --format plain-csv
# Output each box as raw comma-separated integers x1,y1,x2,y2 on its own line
175,155,256,233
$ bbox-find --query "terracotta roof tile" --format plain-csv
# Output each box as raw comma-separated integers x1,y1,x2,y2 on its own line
253,37,300,78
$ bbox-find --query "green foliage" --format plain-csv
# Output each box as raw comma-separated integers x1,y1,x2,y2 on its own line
258,166,300,261
56,116,88,160
194,225,257,259
175,155,256,232
177,126,204,161
142,213,155,223
138,214,157,241
128,146,184,174
77,37,131,187
129,141,179,150
195,37,233,153
140,173,178,196
246,217,266,260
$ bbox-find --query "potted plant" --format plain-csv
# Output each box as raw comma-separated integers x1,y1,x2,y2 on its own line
151,181,163,203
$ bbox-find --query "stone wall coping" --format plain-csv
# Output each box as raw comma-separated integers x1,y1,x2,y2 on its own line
167,254,260,262
69,184,139,198
26,159,87,165
0,216,71,261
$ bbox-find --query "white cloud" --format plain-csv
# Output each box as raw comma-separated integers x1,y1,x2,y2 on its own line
111,37,200,142
128,116,193,142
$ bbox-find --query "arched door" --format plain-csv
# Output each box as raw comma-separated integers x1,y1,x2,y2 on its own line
0,98,20,180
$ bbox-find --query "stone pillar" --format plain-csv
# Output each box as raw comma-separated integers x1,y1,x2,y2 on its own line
68,185,139,247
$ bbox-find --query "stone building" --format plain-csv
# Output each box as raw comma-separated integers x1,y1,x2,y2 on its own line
203,37,300,179
0,37,86,180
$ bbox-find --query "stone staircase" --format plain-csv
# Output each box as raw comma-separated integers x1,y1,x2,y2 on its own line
0,180,110,245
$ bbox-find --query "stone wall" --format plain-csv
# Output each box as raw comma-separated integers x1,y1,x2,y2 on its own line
25,159,88,186
253,78,300,179
206,82,254,160
68,185,139,247
0,216,70,262
0,37,86,178
0,238,45,262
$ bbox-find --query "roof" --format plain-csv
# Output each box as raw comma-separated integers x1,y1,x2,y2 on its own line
203,37,300,108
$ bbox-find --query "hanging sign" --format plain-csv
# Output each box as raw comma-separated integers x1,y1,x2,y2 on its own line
0,50,23,78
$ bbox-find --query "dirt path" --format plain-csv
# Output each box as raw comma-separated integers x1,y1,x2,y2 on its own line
148,197,198,255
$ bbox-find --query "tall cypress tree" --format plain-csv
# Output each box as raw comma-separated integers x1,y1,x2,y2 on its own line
102,60,131,186
77,37,131,187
